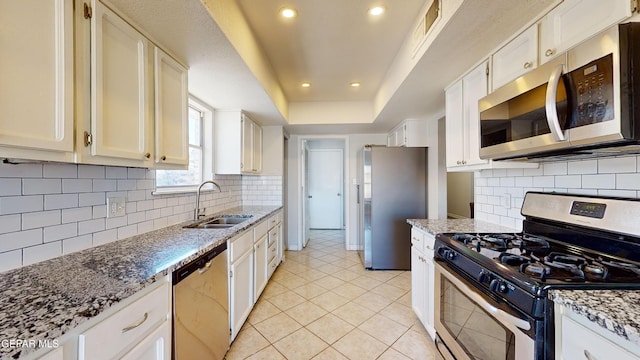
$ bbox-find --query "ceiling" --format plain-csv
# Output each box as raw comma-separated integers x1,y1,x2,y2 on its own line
105,0,559,134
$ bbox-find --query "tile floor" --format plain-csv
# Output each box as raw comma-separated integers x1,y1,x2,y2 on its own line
225,229,442,360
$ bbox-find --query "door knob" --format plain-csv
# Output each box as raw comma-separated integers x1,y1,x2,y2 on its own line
337,193,341,196
308,195,312,198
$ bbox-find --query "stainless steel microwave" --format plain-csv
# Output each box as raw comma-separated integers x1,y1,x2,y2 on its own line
479,22,640,161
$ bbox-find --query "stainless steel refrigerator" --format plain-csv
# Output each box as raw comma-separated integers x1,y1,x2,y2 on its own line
357,145,427,270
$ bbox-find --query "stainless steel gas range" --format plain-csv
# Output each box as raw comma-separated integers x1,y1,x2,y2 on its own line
433,192,640,360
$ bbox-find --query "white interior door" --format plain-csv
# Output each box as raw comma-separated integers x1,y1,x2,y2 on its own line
303,144,311,247
308,149,343,229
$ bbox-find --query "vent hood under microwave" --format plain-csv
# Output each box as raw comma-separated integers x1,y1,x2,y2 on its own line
478,23,640,162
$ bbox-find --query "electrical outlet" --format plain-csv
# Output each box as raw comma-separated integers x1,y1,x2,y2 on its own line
502,194,511,209
107,197,126,218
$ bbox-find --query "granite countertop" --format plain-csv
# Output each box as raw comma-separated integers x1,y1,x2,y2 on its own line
407,218,518,236
0,205,281,359
550,290,640,347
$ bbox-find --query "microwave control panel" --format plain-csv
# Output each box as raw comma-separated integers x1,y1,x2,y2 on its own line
568,54,614,127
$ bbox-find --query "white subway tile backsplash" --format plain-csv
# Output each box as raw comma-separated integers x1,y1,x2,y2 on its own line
44,223,78,243
62,179,93,193
616,173,640,190
568,160,597,174
137,200,153,212
78,192,105,207
106,166,128,179
93,229,117,246
582,174,616,189
93,179,117,192
43,164,77,178
599,157,636,174
532,176,554,188
136,179,154,190
23,241,61,266
0,250,22,273
62,207,92,223
62,235,92,254
44,194,79,210
0,179,21,196
499,177,515,187
127,211,145,225
0,215,20,235
117,224,137,240
523,167,544,176
22,179,61,195
0,229,42,252
127,168,146,179
117,179,137,191
555,175,581,189
105,216,128,230
598,189,637,197
78,165,105,179
0,163,42,178
0,195,43,215
92,205,107,219
543,162,567,175
146,209,162,220
137,220,154,234
78,218,105,235
22,210,61,230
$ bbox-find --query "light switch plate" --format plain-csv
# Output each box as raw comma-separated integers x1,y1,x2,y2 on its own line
107,197,126,218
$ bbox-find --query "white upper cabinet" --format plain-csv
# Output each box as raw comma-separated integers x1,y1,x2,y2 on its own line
387,119,430,147
445,80,465,168
215,110,262,175
539,0,632,64
154,47,189,167
90,0,152,163
492,26,538,90
0,0,74,161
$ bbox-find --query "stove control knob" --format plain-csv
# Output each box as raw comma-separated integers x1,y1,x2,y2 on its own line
490,279,508,294
478,270,490,283
444,249,456,260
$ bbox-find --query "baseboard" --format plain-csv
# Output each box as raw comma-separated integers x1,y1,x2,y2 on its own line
346,244,362,251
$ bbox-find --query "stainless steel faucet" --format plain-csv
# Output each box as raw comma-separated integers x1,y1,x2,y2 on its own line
194,180,222,221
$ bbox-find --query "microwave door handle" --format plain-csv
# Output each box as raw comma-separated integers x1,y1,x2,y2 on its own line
545,64,567,142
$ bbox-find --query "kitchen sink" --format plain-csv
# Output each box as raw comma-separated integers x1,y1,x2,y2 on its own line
183,215,253,229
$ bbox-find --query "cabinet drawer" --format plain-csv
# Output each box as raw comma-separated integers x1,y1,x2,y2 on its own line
254,220,268,242
411,228,425,252
229,230,253,262
561,315,639,360
424,233,435,251
268,241,277,263
268,228,278,246
79,283,169,360
268,256,278,277
267,215,278,229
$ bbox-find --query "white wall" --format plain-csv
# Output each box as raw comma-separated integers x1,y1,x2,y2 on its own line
474,155,640,230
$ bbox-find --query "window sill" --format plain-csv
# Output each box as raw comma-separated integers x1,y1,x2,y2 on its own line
152,187,220,196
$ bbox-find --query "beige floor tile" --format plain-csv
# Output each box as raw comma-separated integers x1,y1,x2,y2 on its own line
396,292,412,307
318,254,341,263
310,291,350,312
352,291,394,312
349,275,384,290
225,325,270,360
248,299,282,325
261,281,288,299
358,314,410,346
316,263,343,275
331,258,359,268
332,270,362,282
331,283,368,300
253,312,302,343
292,282,328,299
378,348,411,360
365,270,402,282
370,283,408,301
386,274,412,291
275,274,309,290
298,268,327,281
314,275,346,290
245,345,286,360
306,313,355,345
391,327,438,360
273,328,328,360
268,290,307,311
381,302,418,327
286,301,328,325
331,301,375,326
332,328,388,360
270,268,295,282
311,347,349,360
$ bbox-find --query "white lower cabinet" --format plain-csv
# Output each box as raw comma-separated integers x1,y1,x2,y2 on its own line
410,227,435,339
78,281,171,360
120,321,170,360
37,347,64,360
254,234,268,301
229,230,254,342
555,302,640,360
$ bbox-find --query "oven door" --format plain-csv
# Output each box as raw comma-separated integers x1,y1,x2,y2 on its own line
434,262,535,360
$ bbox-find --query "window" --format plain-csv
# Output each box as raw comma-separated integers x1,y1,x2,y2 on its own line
156,101,209,188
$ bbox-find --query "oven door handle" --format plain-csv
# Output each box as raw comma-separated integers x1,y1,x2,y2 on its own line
545,64,567,142
441,264,532,331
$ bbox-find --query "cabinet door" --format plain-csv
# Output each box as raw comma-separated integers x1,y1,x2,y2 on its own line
120,322,170,360
462,61,489,167
492,26,538,90
424,253,435,335
154,47,188,167
411,247,426,323
252,122,262,173
38,347,63,360
0,0,73,154
560,315,638,360
254,236,268,301
230,249,253,341
445,80,464,168
241,116,253,173
91,0,151,161
539,0,631,64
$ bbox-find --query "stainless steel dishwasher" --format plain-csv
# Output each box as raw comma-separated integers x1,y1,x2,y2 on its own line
173,242,229,359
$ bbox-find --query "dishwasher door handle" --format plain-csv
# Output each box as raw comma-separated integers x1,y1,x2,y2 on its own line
198,260,212,275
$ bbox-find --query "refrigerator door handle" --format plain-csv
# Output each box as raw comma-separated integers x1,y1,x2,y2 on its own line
356,185,360,204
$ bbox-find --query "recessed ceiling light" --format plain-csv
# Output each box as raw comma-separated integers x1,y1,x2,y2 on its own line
350,82,361,87
280,7,297,18
301,82,311,88
368,6,386,16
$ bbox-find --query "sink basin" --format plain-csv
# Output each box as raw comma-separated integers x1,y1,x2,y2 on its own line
183,215,253,229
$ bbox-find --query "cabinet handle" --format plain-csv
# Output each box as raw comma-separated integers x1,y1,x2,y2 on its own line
456,160,461,165
144,153,151,159
160,155,166,161
122,312,148,333
545,48,556,57
583,350,597,360
523,61,532,69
